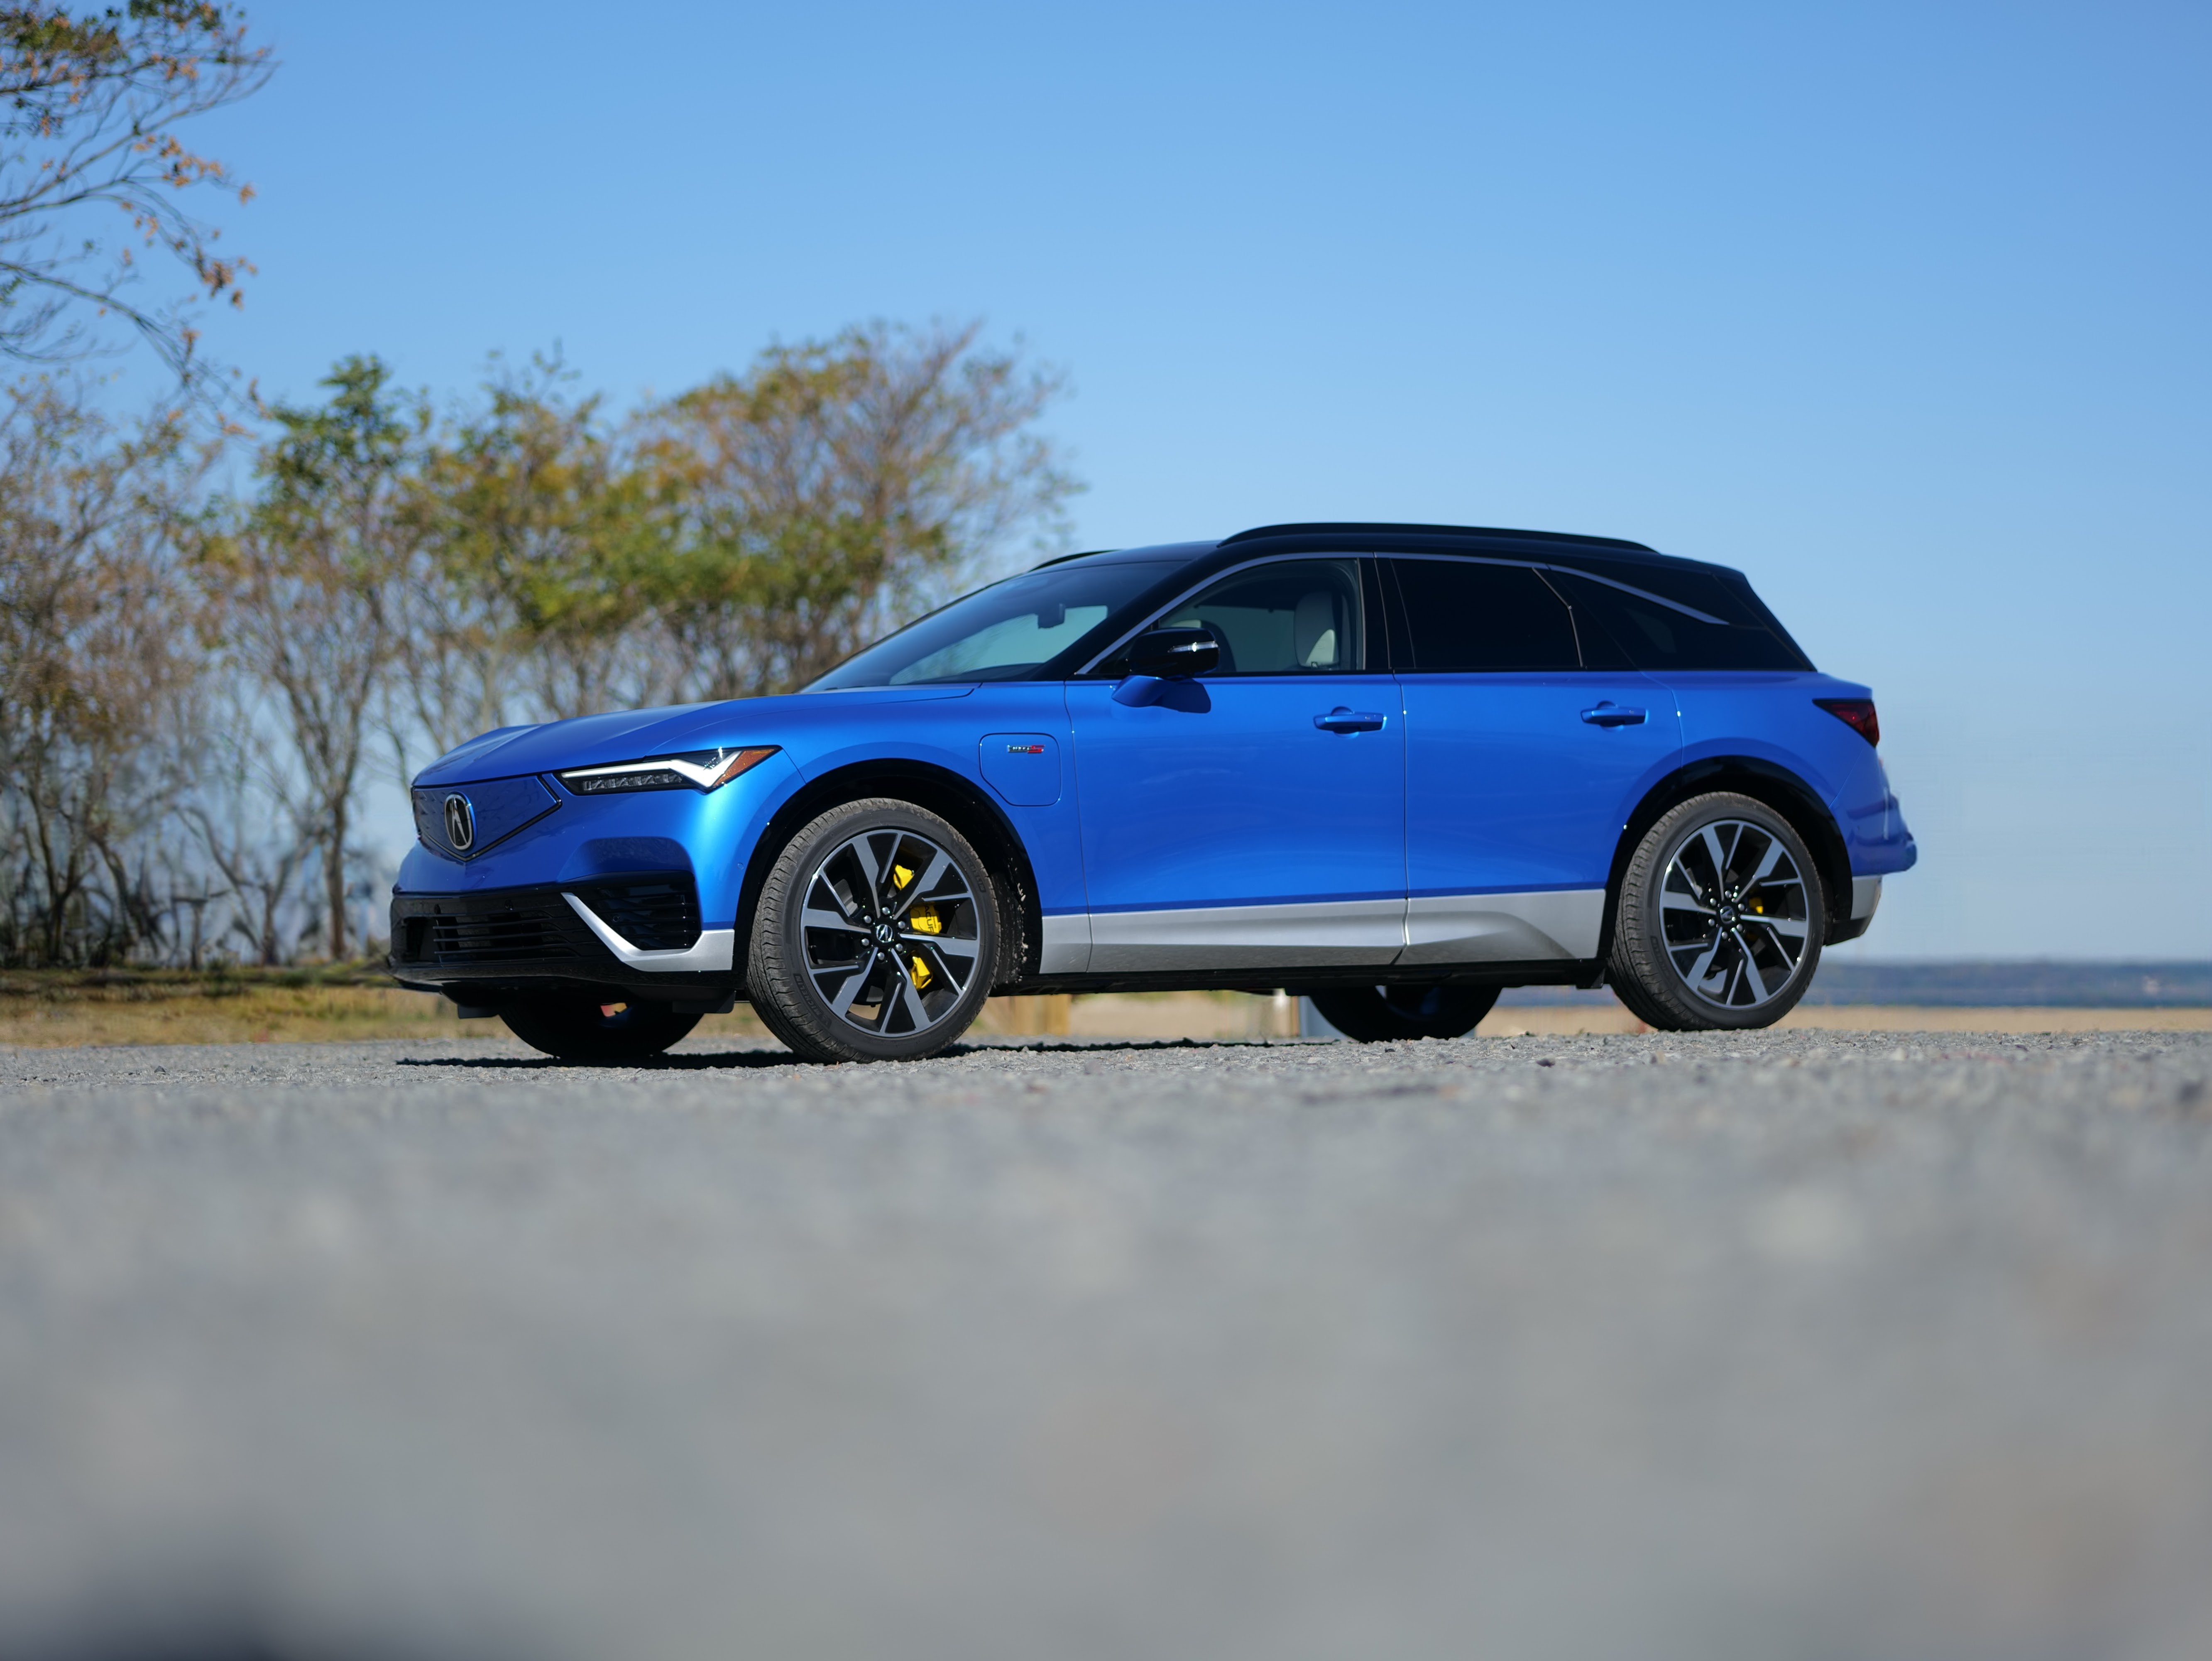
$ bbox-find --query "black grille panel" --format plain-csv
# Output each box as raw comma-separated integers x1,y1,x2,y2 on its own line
396,895,578,966
572,877,701,952
410,774,560,861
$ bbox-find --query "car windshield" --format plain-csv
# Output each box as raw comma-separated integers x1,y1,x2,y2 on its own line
809,560,1179,688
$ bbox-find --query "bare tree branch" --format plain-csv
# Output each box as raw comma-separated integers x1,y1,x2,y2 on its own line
0,2,272,387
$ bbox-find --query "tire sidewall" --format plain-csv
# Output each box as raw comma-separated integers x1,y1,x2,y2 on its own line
1615,793,1825,1031
751,798,1000,1063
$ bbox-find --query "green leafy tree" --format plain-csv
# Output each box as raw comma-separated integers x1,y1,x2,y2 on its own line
202,355,421,960
634,320,1079,699
399,355,658,756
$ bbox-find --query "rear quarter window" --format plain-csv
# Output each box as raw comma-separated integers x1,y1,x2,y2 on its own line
1549,567,1811,672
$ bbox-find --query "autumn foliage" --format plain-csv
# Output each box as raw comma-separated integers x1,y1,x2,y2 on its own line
0,10,1081,968
1,325,1079,966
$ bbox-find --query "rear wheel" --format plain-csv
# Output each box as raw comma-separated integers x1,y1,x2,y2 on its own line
746,798,1000,1063
1308,983,1499,1042
1608,792,1825,1031
499,996,700,1062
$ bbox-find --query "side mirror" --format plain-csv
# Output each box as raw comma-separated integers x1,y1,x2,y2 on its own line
1125,627,1220,680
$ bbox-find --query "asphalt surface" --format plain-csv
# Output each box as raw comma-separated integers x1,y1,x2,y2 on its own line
2,1028,2210,1661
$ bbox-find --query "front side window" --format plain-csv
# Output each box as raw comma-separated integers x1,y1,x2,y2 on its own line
810,560,1179,688
1152,558,1366,676
1387,559,1582,672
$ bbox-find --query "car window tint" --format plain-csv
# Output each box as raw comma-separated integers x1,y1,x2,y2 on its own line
1564,557,1762,625
1157,559,1365,675
1548,569,1806,671
1388,559,1581,671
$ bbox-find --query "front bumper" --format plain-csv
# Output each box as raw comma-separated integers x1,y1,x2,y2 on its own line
388,879,740,1008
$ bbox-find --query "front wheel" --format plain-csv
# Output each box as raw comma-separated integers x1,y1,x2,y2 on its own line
499,996,700,1062
1308,983,1499,1042
1608,792,1826,1031
746,797,1000,1063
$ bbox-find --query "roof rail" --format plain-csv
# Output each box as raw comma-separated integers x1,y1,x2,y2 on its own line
1219,521,1659,554
1030,548,1117,568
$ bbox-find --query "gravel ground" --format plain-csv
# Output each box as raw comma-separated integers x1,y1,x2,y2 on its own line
2,1028,2210,1661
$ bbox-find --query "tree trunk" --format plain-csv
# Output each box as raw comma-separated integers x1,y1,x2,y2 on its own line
325,796,350,961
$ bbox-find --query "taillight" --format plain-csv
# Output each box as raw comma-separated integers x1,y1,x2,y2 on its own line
1814,698,1879,747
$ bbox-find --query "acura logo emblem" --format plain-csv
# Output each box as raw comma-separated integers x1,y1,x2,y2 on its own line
443,793,475,853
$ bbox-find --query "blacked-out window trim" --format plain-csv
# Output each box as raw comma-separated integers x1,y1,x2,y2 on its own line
1534,567,1592,669
1543,567,1811,673
1383,550,1728,626
1542,563,1728,625
1380,551,1811,673
1358,556,1392,672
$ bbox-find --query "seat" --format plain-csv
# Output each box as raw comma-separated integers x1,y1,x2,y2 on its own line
1294,590,1341,670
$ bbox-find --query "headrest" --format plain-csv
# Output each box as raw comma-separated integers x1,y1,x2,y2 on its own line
1294,591,1339,668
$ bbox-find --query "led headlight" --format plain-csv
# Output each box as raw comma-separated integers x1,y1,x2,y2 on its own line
558,746,779,795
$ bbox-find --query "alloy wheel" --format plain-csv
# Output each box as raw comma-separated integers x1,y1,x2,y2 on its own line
798,826,983,1038
1659,818,1812,1010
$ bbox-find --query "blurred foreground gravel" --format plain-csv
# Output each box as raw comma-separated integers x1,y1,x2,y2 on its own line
2,1029,2210,1660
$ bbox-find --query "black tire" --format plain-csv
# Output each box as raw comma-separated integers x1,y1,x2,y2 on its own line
1604,968,1676,1032
499,996,700,1062
1608,791,1826,1031
1308,983,1500,1042
746,797,1000,1063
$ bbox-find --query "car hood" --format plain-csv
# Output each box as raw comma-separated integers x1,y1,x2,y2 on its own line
411,685,978,787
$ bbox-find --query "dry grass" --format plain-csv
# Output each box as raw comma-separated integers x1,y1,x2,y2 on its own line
0,972,482,1048
1,972,2204,1050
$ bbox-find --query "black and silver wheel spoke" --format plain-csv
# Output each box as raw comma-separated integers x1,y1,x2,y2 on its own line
800,826,981,1038
817,949,882,1017
1658,817,1811,1012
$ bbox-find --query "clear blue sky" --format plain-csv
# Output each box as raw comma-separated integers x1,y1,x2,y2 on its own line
158,0,2210,959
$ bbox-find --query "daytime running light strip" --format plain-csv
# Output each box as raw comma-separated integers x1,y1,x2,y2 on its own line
561,748,776,788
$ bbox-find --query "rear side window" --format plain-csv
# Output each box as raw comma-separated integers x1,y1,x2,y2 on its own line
1549,569,1809,672
1387,559,1581,672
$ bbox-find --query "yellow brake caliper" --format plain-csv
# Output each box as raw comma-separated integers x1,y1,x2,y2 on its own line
891,862,937,988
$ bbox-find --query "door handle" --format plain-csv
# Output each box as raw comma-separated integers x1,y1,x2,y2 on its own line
1314,708,1387,733
1580,702,1647,727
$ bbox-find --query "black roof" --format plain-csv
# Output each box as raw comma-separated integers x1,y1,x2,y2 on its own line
1019,521,1806,676
1212,522,1751,585
1035,522,1747,585
1219,520,1658,554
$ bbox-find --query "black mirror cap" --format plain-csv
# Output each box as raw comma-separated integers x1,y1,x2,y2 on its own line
1126,627,1220,680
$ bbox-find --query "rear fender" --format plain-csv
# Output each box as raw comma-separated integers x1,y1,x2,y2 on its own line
1597,758,1855,973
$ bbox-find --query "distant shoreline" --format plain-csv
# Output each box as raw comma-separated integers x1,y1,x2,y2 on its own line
1502,961,2212,1008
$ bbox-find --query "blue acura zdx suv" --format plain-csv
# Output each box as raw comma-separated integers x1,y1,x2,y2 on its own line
389,523,1916,1061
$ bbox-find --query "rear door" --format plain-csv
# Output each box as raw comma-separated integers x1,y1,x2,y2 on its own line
1387,556,1682,965
1065,556,1406,973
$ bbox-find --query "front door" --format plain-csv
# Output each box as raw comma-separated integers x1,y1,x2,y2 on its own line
1066,557,1406,973
1384,556,1683,965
